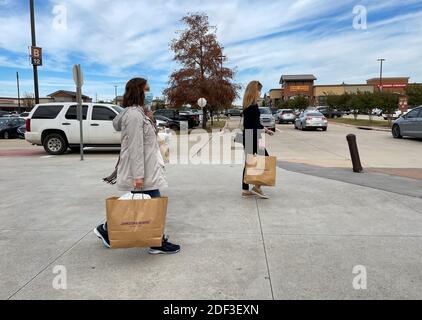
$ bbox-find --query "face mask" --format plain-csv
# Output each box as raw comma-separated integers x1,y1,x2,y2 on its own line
144,92,154,109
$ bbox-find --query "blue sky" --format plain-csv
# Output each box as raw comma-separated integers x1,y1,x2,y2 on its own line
0,0,422,103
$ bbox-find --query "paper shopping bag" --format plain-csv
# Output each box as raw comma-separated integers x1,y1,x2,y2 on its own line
106,196,168,249
244,155,277,187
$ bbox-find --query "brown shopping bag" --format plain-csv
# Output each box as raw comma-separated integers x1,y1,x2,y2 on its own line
244,154,277,187
106,196,168,249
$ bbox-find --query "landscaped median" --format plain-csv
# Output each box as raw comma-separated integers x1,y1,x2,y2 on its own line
329,118,392,131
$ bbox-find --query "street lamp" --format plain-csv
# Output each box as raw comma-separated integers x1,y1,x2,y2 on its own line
114,85,118,104
377,58,386,92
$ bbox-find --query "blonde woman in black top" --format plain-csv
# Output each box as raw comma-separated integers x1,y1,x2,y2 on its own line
242,81,274,199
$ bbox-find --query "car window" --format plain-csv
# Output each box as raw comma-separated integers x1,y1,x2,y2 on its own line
259,108,271,115
111,105,124,114
406,109,420,119
32,105,64,119
65,105,88,120
92,106,117,121
306,112,323,117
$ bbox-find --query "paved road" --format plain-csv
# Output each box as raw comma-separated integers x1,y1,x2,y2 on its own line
267,122,422,169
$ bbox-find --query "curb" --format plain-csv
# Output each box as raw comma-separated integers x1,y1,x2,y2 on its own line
329,122,391,132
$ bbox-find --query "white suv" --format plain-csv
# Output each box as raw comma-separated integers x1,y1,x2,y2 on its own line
25,103,124,155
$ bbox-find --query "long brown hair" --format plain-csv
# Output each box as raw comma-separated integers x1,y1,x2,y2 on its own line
242,81,262,109
123,78,147,107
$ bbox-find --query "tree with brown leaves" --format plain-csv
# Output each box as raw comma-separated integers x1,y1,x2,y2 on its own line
164,13,240,128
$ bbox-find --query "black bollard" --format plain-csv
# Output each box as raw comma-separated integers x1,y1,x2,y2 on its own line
346,134,363,173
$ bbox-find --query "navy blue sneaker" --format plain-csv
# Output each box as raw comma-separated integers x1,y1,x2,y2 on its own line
94,224,110,248
149,236,180,255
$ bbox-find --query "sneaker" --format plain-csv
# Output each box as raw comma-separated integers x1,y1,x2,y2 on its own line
242,190,255,198
149,236,180,255
93,224,110,248
251,186,270,199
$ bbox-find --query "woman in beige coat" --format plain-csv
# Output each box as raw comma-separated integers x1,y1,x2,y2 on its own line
95,78,180,254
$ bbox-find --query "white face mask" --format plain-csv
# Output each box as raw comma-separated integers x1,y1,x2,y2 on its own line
144,92,154,109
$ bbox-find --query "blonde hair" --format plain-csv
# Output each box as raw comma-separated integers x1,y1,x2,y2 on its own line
242,81,263,109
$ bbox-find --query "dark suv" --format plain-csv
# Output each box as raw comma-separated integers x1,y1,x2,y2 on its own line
0,117,26,139
154,109,199,128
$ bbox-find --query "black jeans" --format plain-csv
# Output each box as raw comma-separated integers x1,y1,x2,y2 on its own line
242,149,269,191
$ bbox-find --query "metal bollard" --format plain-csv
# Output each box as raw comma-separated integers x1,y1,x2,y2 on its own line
346,134,363,173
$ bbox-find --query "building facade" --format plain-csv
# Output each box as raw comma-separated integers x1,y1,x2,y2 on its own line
314,84,374,106
279,74,317,102
0,91,93,113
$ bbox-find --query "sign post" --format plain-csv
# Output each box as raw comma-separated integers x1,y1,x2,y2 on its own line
73,64,84,161
197,98,207,128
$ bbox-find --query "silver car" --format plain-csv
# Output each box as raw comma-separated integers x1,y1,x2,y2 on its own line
276,109,296,124
294,111,328,131
392,106,422,139
259,107,276,132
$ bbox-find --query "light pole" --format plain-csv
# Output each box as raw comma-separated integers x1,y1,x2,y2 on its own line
29,0,39,104
16,71,21,114
114,85,118,104
377,58,386,92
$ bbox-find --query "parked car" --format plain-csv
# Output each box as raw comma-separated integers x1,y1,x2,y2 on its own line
371,108,383,117
382,110,403,120
224,108,243,117
392,106,422,139
316,106,342,118
154,115,181,131
19,112,31,119
0,117,26,139
154,109,199,128
270,107,279,116
259,107,276,132
0,110,9,117
17,125,26,139
276,109,295,124
25,103,124,155
294,111,328,131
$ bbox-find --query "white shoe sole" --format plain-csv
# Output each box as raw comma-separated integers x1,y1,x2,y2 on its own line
250,189,270,199
148,248,180,255
93,227,111,248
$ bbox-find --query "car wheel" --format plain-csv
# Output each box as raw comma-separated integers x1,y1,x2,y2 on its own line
170,125,180,131
43,133,68,155
322,127,327,131
4,131,10,139
392,125,402,139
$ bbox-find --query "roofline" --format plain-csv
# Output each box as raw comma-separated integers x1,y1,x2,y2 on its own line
47,90,91,99
314,84,374,87
367,77,410,81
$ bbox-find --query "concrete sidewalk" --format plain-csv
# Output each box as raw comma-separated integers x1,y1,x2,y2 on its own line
1,154,422,300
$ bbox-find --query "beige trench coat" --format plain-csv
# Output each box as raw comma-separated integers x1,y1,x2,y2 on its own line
113,106,167,191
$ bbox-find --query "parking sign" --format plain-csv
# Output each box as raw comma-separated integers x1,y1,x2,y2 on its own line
31,46,42,66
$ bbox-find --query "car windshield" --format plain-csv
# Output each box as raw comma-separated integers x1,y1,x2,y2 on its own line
0,119,8,127
259,108,272,115
282,110,293,114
